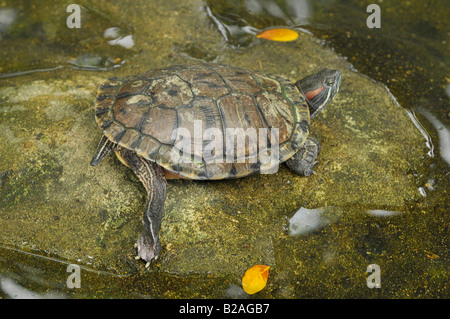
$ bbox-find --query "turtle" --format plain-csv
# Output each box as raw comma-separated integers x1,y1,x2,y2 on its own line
90,64,341,265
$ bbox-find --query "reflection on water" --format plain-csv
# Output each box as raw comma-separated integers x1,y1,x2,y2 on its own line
224,283,248,299
418,187,427,197
0,7,17,35
288,207,342,236
418,108,450,166
103,27,134,49
206,0,312,47
243,0,310,25
0,276,65,299
0,2,133,76
405,109,435,159
366,210,402,217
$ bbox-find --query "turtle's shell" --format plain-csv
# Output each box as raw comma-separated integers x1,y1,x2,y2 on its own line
94,64,310,180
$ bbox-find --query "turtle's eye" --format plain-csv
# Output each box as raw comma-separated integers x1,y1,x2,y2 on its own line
326,79,334,86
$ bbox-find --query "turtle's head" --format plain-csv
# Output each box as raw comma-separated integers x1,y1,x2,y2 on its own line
295,69,341,119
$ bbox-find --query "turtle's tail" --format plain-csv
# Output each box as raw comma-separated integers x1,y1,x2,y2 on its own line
90,135,116,166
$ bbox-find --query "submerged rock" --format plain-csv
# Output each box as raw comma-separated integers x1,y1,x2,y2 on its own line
0,32,426,276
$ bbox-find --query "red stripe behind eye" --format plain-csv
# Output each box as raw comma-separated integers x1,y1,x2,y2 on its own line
305,86,324,100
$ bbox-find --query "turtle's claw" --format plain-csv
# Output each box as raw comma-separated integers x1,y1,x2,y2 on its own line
310,161,319,176
136,233,160,265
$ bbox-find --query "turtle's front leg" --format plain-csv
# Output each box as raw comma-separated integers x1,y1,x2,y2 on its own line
116,148,167,265
285,136,321,176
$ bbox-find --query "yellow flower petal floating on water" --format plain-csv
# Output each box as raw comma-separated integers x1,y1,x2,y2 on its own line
242,265,270,295
256,28,299,42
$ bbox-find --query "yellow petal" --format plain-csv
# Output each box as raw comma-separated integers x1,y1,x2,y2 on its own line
256,28,299,42
242,265,270,295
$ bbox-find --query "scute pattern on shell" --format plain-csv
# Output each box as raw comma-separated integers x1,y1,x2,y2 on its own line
94,64,310,180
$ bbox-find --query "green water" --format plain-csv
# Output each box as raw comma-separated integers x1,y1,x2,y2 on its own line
0,0,448,298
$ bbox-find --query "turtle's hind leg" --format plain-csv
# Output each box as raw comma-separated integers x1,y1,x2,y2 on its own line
285,136,321,176
116,148,167,265
90,135,116,166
